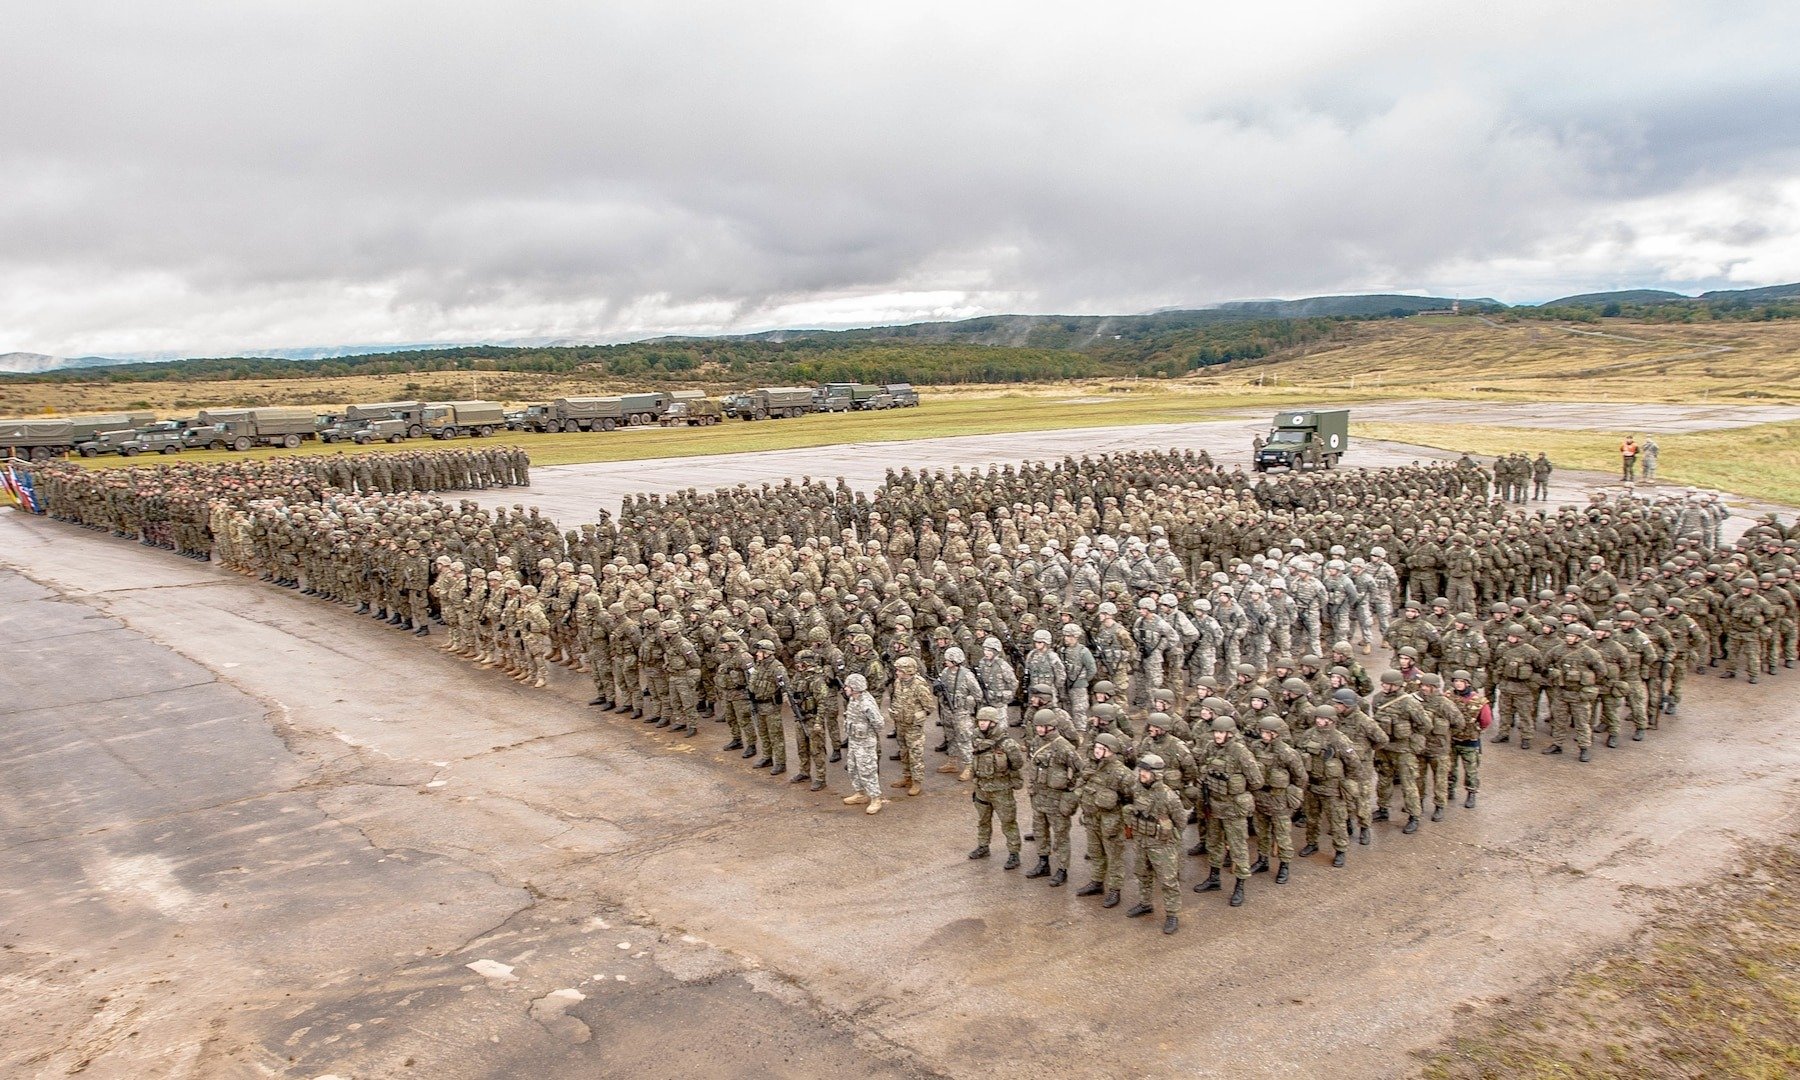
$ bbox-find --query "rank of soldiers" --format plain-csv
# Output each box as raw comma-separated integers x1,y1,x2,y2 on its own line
21,447,1798,935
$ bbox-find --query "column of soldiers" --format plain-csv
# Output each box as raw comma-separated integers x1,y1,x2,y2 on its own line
25,449,1796,935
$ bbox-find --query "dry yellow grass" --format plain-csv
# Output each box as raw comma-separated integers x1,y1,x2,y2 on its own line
1195,316,1800,402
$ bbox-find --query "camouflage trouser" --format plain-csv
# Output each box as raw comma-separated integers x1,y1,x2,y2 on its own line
614,657,640,710
896,720,926,781
1623,679,1650,732
1132,839,1182,915
1304,786,1350,853
669,672,699,730
1222,637,1242,673
524,632,550,684
1548,689,1594,749
1354,602,1377,645
846,734,881,798
587,645,612,698
1446,578,1476,616
752,700,785,767
1269,623,1292,663
1161,646,1186,699
1372,594,1394,638
793,708,827,778
821,693,844,747
1666,661,1686,705
1496,684,1537,739
947,709,975,766
1083,812,1127,890
1300,610,1323,657
1204,802,1252,879
1416,751,1451,810
645,671,670,722
720,695,754,748
1329,608,1354,649
1727,632,1762,677
1377,749,1422,817
1779,618,1798,663
1451,742,1480,793
1133,652,1165,705
1350,765,1376,828
1253,791,1296,862
1244,632,1269,672
975,785,1020,854
1031,791,1075,873
1596,691,1625,735
1066,685,1090,728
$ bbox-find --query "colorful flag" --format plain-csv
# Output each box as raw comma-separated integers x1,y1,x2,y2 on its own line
4,464,40,513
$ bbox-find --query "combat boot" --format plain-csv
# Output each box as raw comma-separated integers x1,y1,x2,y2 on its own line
1194,870,1221,893
1606,732,1619,748
1297,843,1319,857
1373,808,1389,821
1187,840,1206,857
1026,856,1050,878
936,762,959,774
757,756,773,768
1249,857,1269,874
742,745,759,758
414,626,429,637
907,778,922,797
769,764,786,776
809,779,825,792
865,798,882,814
1048,869,1067,887
1003,852,1020,870
1162,914,1178,935
613,703,633,713
790,771,808,783
1464,791,1477,809
1229,880,1245,906
1403,815,1420,834
934,740,949,753
1490,733,1510,744
1101,890,1120,908
1542,744,1562,755
1632,729,1644,741
1075,881,1103,896
1332,850,1346,867
957,767,971,782
1578,746,1591,762
843,792,869,805
1125,902,1154,918
968,846,990,860
829,749,841,763
1275,861,1290,884
724,738,743,750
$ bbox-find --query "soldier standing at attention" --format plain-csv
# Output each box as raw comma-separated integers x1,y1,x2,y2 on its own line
1447,670,1489,809
660,618,702,736
1532,453,1553,501
967,707,1026,869
1125,752,1186,935
716,634,757,757
1370,671,1427,833
1296,705,1359,867
1414,673,1458,821
1075,727,1135,908
839,673,884,814
1249,716,1305,884
1025,710,1080,886
788,647,830,789
1641,437,1659,482
1490,623,1542,748
747,639,789,775
1193,716,1265,907
890,656,936,796
933,646,982,780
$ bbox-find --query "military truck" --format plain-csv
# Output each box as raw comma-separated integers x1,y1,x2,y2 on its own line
79,428,141,457
1,411,158,460
884,383,920,407
736,387,816,420
659,390,721,426
423,400,505,439
522,397,625,433
345,401,428,439
818,382,886,411
1253,409,1350,472
720,392,755,419
617,392,671,426
205,407,321,451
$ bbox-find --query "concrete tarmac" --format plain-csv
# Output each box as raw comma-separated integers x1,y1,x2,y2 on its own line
3,423,1798,1078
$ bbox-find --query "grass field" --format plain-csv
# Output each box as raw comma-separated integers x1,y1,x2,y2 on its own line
1421,835,1800,1079
1352,420,1800,507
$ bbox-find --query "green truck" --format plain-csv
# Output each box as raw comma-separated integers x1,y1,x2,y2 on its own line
518,397,625,433
736,387,815,420
660,390,722,426
423,401,506,439
1253,409,1350,472
1,411,159,460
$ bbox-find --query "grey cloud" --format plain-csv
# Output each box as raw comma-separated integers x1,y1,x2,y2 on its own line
2,2,1798,356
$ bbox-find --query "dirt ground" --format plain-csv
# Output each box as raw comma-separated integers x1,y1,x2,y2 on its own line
3,419,1798,1079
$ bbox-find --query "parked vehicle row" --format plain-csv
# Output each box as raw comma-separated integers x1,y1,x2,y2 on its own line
3,382,922,460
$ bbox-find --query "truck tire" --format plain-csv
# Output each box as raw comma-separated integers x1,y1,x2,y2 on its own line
545,420,562,434
282,433,301,449
477,426,493,437
32,446,53,462
233,436,252,451
407,424,423,439
80,446,98,457
600,418,616,431
440,426,458,440
122,446,140,457
387,434,403,443
161,445,180,454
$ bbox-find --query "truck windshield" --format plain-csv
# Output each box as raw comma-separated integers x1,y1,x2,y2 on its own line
1269,430,1309,443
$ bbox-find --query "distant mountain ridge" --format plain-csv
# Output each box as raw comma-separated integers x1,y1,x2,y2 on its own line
7,283,1797,372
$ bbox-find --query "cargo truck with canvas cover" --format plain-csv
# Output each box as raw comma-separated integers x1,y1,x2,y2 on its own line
423,401,505,439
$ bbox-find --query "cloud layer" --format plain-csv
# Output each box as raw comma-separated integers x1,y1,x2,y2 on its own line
4,1,1798,356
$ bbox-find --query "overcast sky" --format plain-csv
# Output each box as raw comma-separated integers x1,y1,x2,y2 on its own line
4,1,1798,357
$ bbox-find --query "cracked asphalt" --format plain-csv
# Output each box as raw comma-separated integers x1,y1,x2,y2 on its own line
3,420,1799,1079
